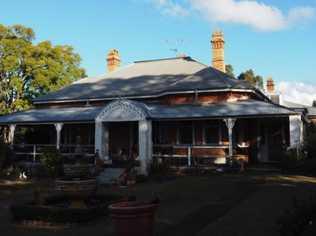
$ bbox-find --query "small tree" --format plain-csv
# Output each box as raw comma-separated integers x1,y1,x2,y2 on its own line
237,69,264,89
0,140,10,169
305,123,316,159
40,148,62,178
225,64,235,77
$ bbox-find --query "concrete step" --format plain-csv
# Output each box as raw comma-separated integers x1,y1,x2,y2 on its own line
97,168,125,185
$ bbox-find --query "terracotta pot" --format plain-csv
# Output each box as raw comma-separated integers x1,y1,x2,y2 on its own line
109,201,159,236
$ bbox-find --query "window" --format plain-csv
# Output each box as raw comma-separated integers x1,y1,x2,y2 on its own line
178,122,193,144
203,121,220,145
153,122,177,144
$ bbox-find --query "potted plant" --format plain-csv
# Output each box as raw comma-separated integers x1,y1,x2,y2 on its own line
109,199,159,236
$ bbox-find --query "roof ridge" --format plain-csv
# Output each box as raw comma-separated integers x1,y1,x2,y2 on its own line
134,56,194,63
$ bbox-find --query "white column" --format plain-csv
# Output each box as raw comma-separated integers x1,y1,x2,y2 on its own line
188,146,192,167
289,115,303,148
54,123,63,150
138,120,152,176
8,124,16,145
256,119,261,161
95,121,109,160
224,118,237,159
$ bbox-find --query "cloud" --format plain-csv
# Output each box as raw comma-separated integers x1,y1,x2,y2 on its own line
190,0,315,31
152,0,315,31
153,0,189,17
278,81,316,106
288,6,315,25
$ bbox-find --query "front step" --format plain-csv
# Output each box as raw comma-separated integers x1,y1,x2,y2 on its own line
97,168,126,185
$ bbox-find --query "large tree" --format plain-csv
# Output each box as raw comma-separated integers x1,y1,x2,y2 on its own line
0,24,85,115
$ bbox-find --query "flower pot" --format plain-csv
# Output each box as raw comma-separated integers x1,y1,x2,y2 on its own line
109,201,159,236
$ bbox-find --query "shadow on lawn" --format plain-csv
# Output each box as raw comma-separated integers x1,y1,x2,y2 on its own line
156,179,258,236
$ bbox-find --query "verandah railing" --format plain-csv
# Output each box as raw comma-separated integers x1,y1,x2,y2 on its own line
12,144,95,163
153,144,229,168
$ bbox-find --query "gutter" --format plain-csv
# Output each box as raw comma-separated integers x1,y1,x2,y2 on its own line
33,88,263,105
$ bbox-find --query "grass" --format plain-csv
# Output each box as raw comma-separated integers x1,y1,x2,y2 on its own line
0,171,316,236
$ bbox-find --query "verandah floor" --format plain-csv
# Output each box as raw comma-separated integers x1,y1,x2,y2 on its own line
0,171,316,236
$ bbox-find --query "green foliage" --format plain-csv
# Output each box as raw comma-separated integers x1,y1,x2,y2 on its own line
224,65,264,89
304,123,316,159
151,157,171,176
237,69,264,89
0,141,10,169
40,148,62,178
0,24,86,115
11,194,124,223
279,148,306,170
225,64,235,77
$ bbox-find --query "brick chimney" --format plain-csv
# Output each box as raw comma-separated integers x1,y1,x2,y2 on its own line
107,49,120,72
266,77,275,94
211,31,225,73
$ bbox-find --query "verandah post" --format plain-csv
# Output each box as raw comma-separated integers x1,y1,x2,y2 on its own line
138,120,152,176
54,123,63,150
95,121,109,160
8,124,16,146
224,118,236,164
188,146,192,167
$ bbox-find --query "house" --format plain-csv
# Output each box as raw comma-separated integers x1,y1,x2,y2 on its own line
0,31,303,175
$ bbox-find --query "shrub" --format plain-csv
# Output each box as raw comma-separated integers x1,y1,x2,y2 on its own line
0,141,10,169
40,148,62,178
10,193,125,223
305,123,316,159
150,157,171,176
279,148,306,171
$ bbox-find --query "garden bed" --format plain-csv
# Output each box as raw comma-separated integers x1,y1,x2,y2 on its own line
10,193,125,224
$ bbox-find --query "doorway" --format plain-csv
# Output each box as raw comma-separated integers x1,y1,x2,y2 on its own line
108,122,138,161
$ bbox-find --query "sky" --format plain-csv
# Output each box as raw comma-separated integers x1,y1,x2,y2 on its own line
0,0,316,104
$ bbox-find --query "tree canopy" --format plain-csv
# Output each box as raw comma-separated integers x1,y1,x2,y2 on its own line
225,64,235,77
237,69,263,89
225,64,264,89
0,24,86,115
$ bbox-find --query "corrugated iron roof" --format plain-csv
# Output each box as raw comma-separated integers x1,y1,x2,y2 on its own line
0,99,296,125
0,106,103,124
33,57,256,103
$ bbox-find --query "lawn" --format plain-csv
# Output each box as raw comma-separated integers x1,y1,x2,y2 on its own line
1,171,316,236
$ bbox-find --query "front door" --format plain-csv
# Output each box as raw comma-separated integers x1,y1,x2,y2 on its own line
108,122,138,161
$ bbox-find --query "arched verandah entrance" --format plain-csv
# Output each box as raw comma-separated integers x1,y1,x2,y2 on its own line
95,100,153,175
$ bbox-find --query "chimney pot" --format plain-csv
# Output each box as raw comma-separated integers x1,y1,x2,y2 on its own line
266,77,275,94
211,31,225,73
107,49,120,72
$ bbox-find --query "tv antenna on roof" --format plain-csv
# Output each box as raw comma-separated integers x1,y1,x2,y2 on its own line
165,39,186,56
170,48,178,54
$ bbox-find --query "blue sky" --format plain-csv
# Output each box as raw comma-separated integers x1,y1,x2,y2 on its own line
0,0,315,88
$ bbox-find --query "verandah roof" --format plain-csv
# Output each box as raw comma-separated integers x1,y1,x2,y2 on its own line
0,99,297,125
0,106,103,124
147,100,297,119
